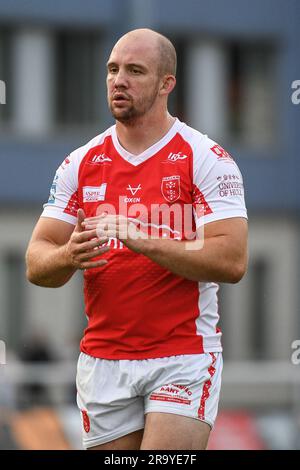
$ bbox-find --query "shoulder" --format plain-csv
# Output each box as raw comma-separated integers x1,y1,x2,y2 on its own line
68,126,114,165
177,121,217,156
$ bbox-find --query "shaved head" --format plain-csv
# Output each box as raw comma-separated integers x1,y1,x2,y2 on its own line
114,29,177,78
107,28,177,124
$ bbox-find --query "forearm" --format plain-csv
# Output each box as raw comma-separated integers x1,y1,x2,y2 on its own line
140,236,246,283
26,240,76,288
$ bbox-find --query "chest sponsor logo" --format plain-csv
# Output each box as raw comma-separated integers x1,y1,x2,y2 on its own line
123,183,142,203
126,184,141,196
161,176,180,202
89,154,112,165
164,152,189,163
83,184,107,202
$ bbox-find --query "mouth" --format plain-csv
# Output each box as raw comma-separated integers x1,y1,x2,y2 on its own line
112,93,130,105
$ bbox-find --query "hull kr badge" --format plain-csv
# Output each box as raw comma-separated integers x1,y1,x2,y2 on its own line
161,176,181,202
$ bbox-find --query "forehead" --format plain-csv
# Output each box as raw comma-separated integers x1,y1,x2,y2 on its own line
108,38,159,68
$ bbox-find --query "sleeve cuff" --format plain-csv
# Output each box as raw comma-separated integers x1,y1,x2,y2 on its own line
196,209,248,228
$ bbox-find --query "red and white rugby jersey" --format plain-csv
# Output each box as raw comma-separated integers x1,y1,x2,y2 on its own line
42,119,247,359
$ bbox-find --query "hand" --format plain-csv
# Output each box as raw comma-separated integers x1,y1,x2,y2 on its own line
83,213,146,253
65,209,110,270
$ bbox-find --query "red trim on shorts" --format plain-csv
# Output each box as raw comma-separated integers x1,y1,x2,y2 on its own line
81,409,90,433
197,353,217,420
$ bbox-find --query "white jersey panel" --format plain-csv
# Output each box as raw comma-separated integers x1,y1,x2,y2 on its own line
196,282,222,352
41,131,111,224
179,125,247,228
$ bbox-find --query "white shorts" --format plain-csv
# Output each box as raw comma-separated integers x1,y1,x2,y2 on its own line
76,352,223,449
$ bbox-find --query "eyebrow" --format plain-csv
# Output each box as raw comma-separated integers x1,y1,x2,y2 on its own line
107,61,148,71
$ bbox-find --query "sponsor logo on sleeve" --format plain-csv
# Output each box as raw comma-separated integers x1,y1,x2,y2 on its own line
60,155,71,170
47,174,59,204
217,174,244,197
211,145,234,163
83,183,107,202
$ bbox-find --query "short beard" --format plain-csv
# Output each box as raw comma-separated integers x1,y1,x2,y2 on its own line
109,85,159,126
110,105,141,127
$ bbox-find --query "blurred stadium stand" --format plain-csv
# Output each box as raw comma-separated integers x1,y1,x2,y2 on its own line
0,0,300,449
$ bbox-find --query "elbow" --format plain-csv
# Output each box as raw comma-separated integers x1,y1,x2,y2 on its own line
25,252,45,287
26,264,42,286
26,267,34,284
25,251,35,284
25,250,38,285
229,259,248,284
26,267,39,286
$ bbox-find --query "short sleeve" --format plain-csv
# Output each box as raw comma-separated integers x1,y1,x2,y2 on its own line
193,138,248,228
41,153,79,225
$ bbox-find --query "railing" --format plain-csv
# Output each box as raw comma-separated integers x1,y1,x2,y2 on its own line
1,359,299,409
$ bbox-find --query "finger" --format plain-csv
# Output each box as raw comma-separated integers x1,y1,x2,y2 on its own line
82,213,107,226
94,224,118,238
84,214,126,226
73,229,99,243
77,246,110,261
75,236,109,254
80,259,108,270
97,228,120,239
75,208,86,233
85,220,119,229
103,228,130,240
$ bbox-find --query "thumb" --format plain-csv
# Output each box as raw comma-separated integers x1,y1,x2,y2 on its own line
75,208,86,232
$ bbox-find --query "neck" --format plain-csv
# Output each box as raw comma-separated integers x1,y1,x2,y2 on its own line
115,111,176,156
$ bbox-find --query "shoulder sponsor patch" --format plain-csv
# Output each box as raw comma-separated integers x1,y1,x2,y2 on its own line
47,174,59,204
210,145,234,163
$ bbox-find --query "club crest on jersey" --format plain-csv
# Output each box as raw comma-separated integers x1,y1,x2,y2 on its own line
161,176,181,203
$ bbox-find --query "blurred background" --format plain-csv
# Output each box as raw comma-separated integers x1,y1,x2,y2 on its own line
0,0,300,450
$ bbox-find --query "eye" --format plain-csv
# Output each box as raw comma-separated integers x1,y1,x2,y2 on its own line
108,66,118,74
132,68,142,75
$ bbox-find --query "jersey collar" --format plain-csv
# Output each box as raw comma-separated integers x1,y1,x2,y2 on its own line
111,118,184,166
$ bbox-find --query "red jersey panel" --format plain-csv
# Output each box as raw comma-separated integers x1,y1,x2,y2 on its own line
42,119,247,359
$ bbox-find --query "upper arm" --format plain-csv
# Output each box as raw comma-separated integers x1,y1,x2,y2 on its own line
29,216,75,247
204,216,248,248
203,217,248,273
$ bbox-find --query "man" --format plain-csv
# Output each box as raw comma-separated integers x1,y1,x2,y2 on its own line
26,29,248,450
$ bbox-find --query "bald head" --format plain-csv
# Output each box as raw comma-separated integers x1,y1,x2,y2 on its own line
114,29,177,78
107,29,177,124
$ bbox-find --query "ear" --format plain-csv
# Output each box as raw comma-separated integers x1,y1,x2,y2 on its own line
159,75,176,96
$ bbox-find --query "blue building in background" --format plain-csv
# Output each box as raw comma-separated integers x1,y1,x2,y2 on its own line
0,0,299,412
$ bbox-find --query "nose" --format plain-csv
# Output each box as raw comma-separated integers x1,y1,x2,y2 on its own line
113,69,128,89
